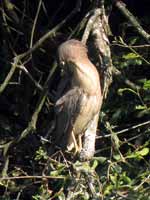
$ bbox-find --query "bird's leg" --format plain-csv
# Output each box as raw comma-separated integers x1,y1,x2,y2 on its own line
67,130,79,154
71,130,79,154
78,134,82,152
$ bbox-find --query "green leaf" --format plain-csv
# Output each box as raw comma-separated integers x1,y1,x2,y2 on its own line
110,175,117,184
126,148,149,160
104,184,114,195
73,161,91,173
143,80,150,90
113,154,121,161
92,156,107,164
122,174,132,184
136,147,149,156
122,53,140,60
91,160,98,170
135,105,147,110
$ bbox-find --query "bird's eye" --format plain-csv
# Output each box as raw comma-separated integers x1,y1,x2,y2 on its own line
60,61,67,75
60,61,65,67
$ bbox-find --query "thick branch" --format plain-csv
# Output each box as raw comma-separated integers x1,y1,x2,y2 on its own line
91,9,113,98
82,9,100,44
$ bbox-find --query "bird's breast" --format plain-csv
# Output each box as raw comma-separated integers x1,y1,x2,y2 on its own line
72,93,101,135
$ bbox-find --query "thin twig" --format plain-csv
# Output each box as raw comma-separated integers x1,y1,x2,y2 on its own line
0,175,65,181
112,66,140,90
118,38,150,65
16,61,57,143
19,65,43,91
96,120,150,139
114,0,150,43
96,132,144,154
1,62,57,155
134,175,150,191
30,0,42,48
0,57,19,94
68,11,90,39
111,43,150,49
19,0,81,59
0,0,81,94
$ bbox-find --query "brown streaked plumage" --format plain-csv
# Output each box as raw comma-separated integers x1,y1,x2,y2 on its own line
55,39,102,160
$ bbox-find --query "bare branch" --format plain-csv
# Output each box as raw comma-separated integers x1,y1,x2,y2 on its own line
0,0,81,94
97,120,150,139
30,0,42,48
82,9,100,44
0,175,65,181
114,0,150,43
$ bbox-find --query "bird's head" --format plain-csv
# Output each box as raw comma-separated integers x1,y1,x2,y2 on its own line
57,39,101,94
57,39,88,74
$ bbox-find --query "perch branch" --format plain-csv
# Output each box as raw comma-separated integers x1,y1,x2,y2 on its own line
91,8,113,98
82,9,100,44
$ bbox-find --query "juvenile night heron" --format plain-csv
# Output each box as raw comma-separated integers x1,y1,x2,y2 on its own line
54,39,102,160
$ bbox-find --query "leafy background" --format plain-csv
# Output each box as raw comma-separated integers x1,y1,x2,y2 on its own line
0,0,150,199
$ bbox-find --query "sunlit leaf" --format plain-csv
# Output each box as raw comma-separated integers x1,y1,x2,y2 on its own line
136,148,149,156
143,80,150,90
135,105,147,110
122,53,140,60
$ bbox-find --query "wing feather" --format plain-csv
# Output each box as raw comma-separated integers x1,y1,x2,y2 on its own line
54,87,83,148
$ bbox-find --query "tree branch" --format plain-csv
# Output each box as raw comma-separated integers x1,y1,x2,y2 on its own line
0,0,81,94
114,0,150,43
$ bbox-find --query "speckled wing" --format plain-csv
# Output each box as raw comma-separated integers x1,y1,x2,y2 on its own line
54,87,84,149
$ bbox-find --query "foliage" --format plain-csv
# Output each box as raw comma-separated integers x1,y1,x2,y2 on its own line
0,0,150,199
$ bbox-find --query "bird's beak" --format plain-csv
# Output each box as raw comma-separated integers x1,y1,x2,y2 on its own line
60,60,75,76
60,61,67,76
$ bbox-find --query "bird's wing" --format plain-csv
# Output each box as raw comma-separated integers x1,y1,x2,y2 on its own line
54,74,70,101
54,87,83,148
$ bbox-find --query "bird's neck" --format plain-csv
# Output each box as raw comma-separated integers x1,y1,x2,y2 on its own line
71,60,101,95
